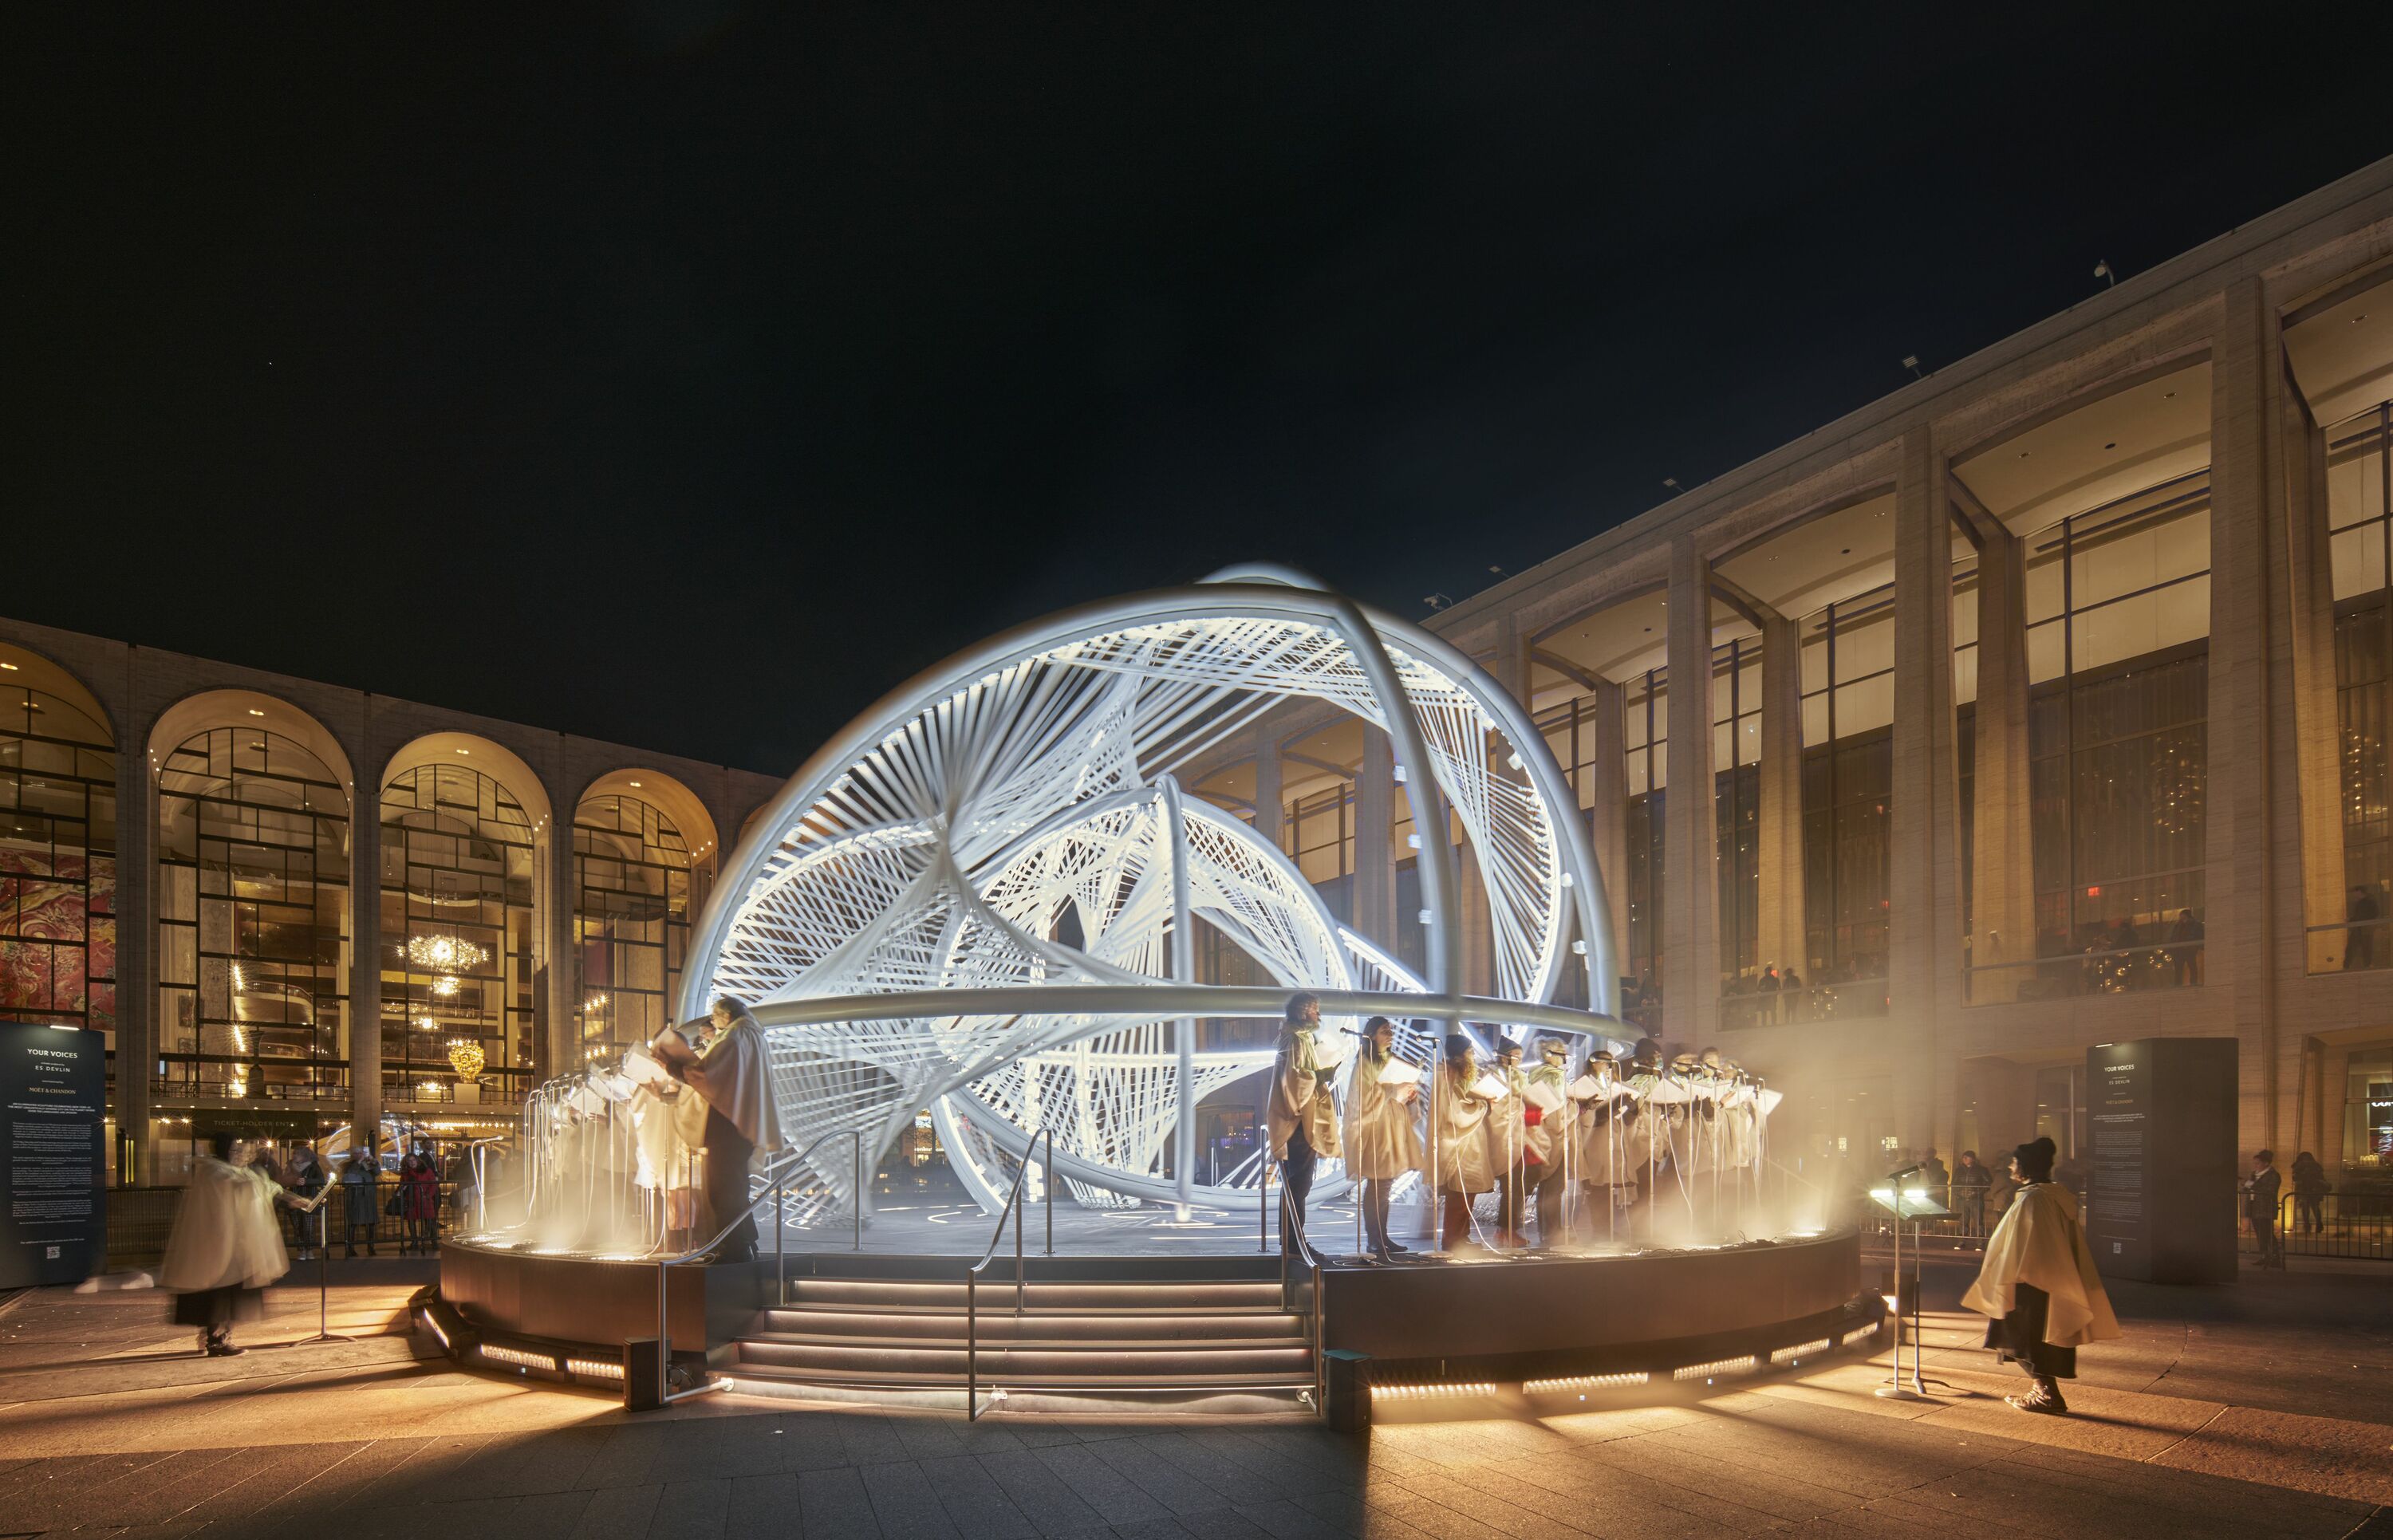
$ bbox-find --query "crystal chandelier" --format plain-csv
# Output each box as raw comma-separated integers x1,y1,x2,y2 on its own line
408,933,489,972
447,1038,486,1081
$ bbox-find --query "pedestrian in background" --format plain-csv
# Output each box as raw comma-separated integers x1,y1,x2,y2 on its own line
2245,1149,2284,1268
1952,1149,1993,1239
340,1147,380,1258
2291,1151,2328,1236
283,1143,326,1260
161,1134,290,1357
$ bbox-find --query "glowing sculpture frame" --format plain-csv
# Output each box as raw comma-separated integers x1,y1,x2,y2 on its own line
679,565,1621,1213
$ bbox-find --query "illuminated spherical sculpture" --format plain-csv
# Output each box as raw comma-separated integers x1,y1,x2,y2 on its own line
679,565,1618,1213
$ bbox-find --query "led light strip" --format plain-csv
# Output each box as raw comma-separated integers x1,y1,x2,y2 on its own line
1371,1381,1497,1402
566,1357,626,1381
1843,1324,1882,1347
1771,1338,1832,1365
1522,1371,1649,1394
1671,1356,1756,1382
479,1344,556,1372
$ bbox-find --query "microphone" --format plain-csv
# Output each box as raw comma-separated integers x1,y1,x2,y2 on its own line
1885,1162,1922,1180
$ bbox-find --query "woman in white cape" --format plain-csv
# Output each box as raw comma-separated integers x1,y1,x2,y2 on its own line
1342,1016,1424,1263
162,1132,291,1356
1961,1134,2120,1415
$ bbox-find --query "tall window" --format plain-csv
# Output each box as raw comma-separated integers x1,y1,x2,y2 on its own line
156,730,348,1101
1799,585,1893,1012
1622,668,1666,1026
1290,780,1353,923
2327,402,2391,972
2024,472,2211,991
573,792,702,1060
381,765,538,1104
1,680,116,1038
1713,636,1762,986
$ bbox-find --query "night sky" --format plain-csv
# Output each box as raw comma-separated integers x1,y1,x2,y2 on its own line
12,6,2393,774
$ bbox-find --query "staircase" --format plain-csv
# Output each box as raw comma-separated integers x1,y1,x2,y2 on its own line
719,1256,1317,1412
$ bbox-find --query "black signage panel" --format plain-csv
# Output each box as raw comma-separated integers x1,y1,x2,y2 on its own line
2,1022,108,1287
2087,1043,2149,1276
2085,1037,2236,1285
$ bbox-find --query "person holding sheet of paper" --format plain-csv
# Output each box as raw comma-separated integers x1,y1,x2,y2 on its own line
653,995,785,1261
1429,1033,1499,1251
1520,1035,1574,1249
1264,991,1342,1252
1488,1038,1531,1247
1342,1015,1424,1262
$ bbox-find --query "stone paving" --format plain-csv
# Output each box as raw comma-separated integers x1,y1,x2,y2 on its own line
0,1257,2384,1539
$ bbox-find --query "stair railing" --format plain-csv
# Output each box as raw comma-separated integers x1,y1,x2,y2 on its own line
648,1127,864,1408
1277,1179,1326,1418
964,1127,1055,1420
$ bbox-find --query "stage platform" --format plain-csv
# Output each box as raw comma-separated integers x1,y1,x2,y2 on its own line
425,1198,1880,1423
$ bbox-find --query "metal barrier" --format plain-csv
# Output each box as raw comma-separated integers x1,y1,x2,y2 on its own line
105,1179,469,1266
2241,1189,2393,1262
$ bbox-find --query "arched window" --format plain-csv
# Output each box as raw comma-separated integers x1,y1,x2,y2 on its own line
156,729,349,1100
0,672,116,1037
380,765,539,1104
573,792,704,1058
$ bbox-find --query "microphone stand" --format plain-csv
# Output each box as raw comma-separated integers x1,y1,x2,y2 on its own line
289,1186,351,1347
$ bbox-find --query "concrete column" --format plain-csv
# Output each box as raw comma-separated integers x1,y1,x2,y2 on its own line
111,691,154,1185
547,809,578,1077
1255,735,1285,854
2209,277,2281,1159
1968,526,2036,1002
1457,615,1526,997
1663,536,1721,1046
349,749,384,1148
2282,388,2349,973
1756,614,1807,979
1354,731,1397,947
1584,677,1632,979
1890,428,1960,1156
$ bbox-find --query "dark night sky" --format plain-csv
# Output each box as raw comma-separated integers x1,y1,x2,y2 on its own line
11,6,2393,775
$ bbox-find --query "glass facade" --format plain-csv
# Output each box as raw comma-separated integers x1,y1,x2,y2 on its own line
2021,474,2211,993
156,729,348,1101
572,792,702,1061
2326,401,2391,972
380,764,539,1105
0,679,116,1038
1798,584,1893,1017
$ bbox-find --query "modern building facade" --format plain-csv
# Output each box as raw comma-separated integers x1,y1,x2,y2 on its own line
1194,155,2393,1177
0,616,781,1184
11,157,2393,1190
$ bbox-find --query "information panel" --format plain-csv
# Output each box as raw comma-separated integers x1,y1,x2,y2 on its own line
2086,1037,2236,1285
2087,1043,2150,1276
1,1022,108,1287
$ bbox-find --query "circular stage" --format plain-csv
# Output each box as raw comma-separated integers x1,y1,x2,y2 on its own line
423,1223,1884,1419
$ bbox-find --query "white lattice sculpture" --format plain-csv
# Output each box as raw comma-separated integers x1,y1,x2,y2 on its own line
680,565,1620,1213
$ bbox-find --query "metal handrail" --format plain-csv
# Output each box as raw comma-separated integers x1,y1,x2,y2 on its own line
965,1128,1054,1420
649,1127,865,1408
1275,1178,1326,1417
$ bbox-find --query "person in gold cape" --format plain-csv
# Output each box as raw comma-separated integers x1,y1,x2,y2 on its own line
1960,1134,2120,1415
1342,1015,1424,1262
1264,991,1342,1252
654,995,786,1261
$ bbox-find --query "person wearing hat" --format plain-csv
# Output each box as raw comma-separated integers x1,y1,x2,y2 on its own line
1264,992,1342,1253
1961,1136,2119,1415
1520,1035,1575,1249
1428,1032,1496,1251
1488,1038,1532,1247
1342,1016,1425,1262
1571,1049,1630,1235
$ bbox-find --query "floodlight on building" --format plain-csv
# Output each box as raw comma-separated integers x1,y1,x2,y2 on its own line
2094,260,2115,286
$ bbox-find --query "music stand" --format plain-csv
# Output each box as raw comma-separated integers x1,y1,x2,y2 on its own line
285,1186,353,1346
1867,1179,1946,1400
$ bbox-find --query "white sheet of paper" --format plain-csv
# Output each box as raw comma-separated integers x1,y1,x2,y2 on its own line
621,1046,675,1087
1642,1077,1691,1105
1376,1058,1422,1088
1756,1088,1784,1116
1567,1073,1607,1100
1521,1079,1564,1113
1469,1072,1512,1101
